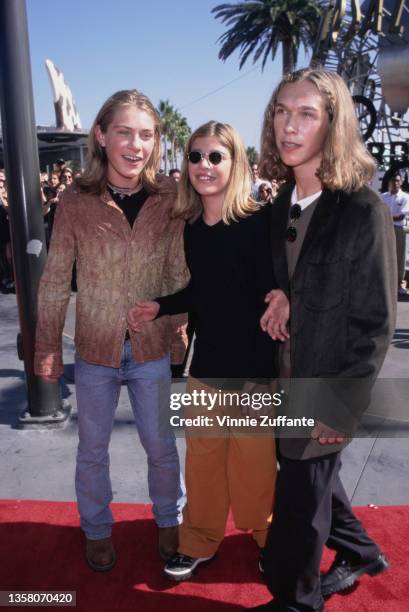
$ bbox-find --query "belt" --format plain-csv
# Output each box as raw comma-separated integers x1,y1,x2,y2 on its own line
124,329,130,342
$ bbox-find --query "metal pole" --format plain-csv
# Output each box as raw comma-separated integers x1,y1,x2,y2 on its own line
0,0,70,427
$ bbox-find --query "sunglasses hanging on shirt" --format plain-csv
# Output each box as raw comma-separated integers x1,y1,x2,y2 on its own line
286,204,302,242
187,150,229,165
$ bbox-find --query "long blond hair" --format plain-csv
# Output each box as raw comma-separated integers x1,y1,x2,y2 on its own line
172,121,258,224
260,68,376,192
76,90,161,194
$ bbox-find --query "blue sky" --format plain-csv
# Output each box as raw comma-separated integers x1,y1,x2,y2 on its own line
26,0,309,151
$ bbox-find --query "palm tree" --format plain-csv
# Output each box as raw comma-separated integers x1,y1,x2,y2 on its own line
246,146,259,166
158,99,175,173
212,0,323,76
158,102,192,171
174,116,191,167
168,110,180,168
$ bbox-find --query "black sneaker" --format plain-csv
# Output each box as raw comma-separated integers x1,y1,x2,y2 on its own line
164,553,215,581
321,553,389,597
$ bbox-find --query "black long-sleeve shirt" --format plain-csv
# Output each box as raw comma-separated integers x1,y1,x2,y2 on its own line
157,205,278,379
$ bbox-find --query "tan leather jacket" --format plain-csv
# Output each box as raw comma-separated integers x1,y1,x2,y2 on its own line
34,175,189,378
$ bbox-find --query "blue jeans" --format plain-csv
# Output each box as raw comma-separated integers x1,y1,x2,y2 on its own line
74,342,186,540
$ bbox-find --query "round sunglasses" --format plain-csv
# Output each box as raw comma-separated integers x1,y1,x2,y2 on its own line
286,204,302,242
187,150,229,165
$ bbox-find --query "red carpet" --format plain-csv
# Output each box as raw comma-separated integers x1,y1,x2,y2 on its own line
0,500,407,611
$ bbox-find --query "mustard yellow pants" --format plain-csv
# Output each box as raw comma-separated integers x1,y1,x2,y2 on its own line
178,377,277,558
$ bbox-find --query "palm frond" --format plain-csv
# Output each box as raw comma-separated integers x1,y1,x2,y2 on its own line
213,0,323,74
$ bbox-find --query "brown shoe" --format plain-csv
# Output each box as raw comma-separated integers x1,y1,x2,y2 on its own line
158,526,179,561
86,537,116,572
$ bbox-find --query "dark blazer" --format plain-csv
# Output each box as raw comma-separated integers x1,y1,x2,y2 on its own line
271,183,397,459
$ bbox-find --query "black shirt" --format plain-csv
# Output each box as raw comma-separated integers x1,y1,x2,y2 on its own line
108,187,149,228
157,205,277,379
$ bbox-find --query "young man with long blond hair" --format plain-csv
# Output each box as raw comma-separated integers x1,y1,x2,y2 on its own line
248,68,397,611
35,90,188,572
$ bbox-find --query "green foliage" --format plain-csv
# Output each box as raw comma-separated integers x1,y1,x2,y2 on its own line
157,100,192,171
212,0,323,75
246,146,259,165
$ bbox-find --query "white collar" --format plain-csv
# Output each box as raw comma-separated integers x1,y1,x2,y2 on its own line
291,186,322,211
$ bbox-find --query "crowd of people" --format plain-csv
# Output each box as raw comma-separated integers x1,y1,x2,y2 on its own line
382,173,409,295
250,162,281,203
0,160,80,293
1,66,407,611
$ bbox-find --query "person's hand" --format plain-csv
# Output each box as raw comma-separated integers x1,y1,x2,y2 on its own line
260,289,290,341
39,375,59,383
311,420,345,444
128,301,160,332
240,380,275,419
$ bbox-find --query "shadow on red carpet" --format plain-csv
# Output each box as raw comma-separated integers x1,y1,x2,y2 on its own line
0,500,406,611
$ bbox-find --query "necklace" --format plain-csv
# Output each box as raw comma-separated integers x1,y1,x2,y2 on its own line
107,182,142,200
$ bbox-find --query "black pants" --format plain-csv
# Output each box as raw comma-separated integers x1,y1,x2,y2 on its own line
394,225,406,287
263,449,380,611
